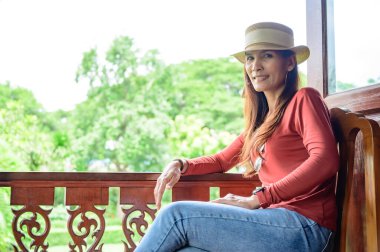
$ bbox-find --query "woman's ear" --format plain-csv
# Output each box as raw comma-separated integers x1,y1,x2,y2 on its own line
287,56,296,72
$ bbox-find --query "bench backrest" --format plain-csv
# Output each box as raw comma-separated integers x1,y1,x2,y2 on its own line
330,108,380,251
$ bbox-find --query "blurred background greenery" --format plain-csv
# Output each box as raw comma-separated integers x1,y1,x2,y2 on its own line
0,36,311,251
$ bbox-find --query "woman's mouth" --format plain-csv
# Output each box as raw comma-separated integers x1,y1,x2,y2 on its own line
253,75,268,81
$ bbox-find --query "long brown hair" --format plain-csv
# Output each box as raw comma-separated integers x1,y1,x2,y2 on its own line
240,50,300,177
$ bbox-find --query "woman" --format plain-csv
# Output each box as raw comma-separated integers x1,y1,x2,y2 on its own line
136,22,339,252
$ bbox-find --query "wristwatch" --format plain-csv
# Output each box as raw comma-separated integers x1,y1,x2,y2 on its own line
252,186,265,195
173,158,188,174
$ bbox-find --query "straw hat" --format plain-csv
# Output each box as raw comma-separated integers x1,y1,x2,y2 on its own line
232,22,310,64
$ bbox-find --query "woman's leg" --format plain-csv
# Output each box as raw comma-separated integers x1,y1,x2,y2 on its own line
135,201,331,252
176,247,209,252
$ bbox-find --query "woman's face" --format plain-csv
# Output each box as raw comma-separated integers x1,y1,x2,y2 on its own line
244,50,294,95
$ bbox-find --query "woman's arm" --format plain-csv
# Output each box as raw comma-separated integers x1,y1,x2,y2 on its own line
256,88,339,207
154,134,244,209
182,134,244,175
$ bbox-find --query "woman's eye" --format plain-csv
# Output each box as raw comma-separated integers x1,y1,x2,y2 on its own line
263,53,273,58
246,56,254,61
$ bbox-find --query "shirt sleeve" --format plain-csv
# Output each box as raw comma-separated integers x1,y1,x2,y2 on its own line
183,133,244,175
256,88,339,207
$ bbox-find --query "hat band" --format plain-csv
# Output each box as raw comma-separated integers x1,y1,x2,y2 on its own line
244,42,290,51
245,28,294,48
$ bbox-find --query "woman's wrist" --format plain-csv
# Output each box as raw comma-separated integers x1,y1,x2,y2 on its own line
249,194,261,209
173,158,188,174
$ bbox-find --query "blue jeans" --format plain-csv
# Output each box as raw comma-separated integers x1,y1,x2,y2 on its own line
135,201,333,252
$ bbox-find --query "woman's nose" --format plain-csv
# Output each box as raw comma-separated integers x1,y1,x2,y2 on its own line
249,60,262,72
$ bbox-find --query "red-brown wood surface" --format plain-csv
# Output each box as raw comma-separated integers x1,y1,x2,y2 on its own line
11,187,54,205
331,108,380,252
172,187,210,202
120,187,157,251
325,85,380,115
0,172,259,251
66,187,109,205
120,187,156,205
219,186,256,198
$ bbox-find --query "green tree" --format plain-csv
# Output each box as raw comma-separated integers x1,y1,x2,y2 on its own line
70,36,173,171
0,83,69,172
71,36,245,172
167,59,244,133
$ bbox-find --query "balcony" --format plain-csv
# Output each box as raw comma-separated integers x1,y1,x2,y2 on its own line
0,172,260,251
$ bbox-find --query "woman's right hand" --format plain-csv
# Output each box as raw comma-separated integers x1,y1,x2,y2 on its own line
154,160,182,210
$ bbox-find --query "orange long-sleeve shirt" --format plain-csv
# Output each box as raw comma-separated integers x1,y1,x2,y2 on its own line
184,87,339,231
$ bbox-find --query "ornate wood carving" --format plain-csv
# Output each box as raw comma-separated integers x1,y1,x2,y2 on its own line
67,205,106,252
66,187,109,252
121,204,156,252
0,173,263,251
11,205,52,252
120,187,157,251
10,187,54,252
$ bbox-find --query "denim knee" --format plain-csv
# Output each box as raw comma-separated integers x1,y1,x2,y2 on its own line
158,201,193,222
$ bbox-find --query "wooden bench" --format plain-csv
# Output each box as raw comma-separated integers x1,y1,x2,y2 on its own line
178,107,380,251
330,107,380,251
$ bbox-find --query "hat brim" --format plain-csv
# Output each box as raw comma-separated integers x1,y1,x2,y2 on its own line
232,45,310,65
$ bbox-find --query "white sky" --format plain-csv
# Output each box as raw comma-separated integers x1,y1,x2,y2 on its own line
0,0,378,111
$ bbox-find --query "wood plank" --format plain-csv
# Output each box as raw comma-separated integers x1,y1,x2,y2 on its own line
220,186,255,198
11,187,54,205
65,187,109,205
120,187,155,205
172,187,209,202
325,84,380,114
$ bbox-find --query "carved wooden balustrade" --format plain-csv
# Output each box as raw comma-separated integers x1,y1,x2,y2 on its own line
0,172,260,252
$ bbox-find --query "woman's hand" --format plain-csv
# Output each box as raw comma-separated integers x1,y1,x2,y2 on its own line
211,193,261,210
154,161,182,210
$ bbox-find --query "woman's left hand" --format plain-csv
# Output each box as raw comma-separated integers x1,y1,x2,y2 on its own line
211,193,261,210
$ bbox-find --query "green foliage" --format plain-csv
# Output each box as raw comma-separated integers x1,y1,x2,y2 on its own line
367,76,380,85
299,71,307,87
0,188,12,251
0,82,71,172
0,81,42,115
167,115,237,158
336,80,357,92
168,59,243,132
67,36,245,172
75,48,99,86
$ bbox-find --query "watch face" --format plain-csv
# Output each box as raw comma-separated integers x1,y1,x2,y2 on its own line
253,186,264,195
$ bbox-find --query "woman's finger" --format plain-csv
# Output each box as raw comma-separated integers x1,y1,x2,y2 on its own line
154,176,168,210
211,196,251,209
166,169,180,189
154,169,177,209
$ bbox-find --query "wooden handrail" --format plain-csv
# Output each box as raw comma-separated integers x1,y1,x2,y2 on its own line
0,171,260,251
0,171,257,183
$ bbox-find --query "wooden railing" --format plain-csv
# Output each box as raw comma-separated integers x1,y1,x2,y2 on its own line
0,172,260,252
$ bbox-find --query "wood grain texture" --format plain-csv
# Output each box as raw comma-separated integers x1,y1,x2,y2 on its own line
326,85,380,115
11,187,54,205
0,172,259,251
331,108,380,252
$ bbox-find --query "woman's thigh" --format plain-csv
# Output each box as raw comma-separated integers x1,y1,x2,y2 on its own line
137,201,331,252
